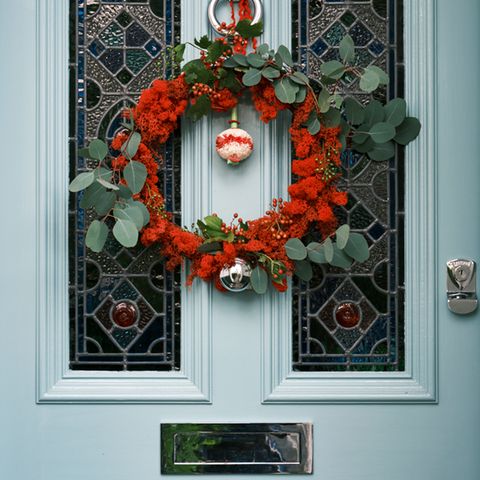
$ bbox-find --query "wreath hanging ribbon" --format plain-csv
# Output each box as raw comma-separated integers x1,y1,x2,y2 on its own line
69,4,421,294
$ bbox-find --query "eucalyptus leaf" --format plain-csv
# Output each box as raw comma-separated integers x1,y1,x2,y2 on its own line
232,54,248,66
336,224,350,249
276,45,293,67
307,242,327,264
130,200,150,226
394,117,421,145
344,233,370,262
330,245,354,269
292,71,310,84
294,260,313,282
305,111,321,135
322,108,342,128
113,219,138,248
320,60,345,80
256,43,270,56
247,53,266,68
69,171,95,192
359,68,380,93
285,238,307,260
295,86,307,104
79,182,105,209
262,66,281,79
274,77,298,104
123,160,148,194
369,122,396,143
344,97,365,125
78,147,91,158
89,139,109,161
85,220,109,253
352,131,370,145
384,98,407,127
242,68,262,86
123,131,141,159
368,141,395,161
94,190,116,216
367,65,389,85
117,184,133,199
124,206,144,230
352,137,375,154
251,266,268,294
318,89,331,113
222,57,238,68
96,177,119,191
324,237,334,263
363,100,385,126
339,34,355,63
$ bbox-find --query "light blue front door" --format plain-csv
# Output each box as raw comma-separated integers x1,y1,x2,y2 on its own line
1,0,480,479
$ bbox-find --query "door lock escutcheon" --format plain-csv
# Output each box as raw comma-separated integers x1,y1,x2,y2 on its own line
446,259,478,315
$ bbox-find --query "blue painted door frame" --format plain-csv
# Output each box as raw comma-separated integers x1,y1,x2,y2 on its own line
1,1,480,479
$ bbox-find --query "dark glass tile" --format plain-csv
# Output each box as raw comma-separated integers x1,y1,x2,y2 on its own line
99,49,124,74
149,0,164,19
117,67,133,85
349,22,374,47
310,37,328,56
116,10,133,28
323,22,347,46
88,39,106,57
126,49,151,74
99,22,124,47
126,22,150,47
145,39,161,57
86,79,102,109
369,40,385,56
340,11,356,27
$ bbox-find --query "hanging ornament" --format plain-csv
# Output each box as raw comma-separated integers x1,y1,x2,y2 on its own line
219,258,252,292
215,107,254,166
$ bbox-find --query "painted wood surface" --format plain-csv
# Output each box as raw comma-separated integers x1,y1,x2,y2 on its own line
1,0,479,479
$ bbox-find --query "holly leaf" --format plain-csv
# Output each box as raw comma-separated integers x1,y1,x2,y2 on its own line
173,44,186,63
285,238,307,260
198,241,222,254
235,19,263,39
187,95,211,122
194,35,212,49
251,266,268,294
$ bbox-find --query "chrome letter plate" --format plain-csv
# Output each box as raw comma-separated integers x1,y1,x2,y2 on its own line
161,423,313,475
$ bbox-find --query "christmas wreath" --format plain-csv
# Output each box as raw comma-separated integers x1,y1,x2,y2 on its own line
69,2,421,294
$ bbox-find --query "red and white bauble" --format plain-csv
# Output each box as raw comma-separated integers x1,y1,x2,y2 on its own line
215,127,254,166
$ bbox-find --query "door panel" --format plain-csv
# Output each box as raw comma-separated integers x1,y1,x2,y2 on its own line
1,1,480,480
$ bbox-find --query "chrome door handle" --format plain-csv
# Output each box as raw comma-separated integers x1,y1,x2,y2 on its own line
446,259,478,315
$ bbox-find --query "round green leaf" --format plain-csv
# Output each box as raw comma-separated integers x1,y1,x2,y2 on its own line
232,54,248,66
251,266,268,294
80,183,105,209
307,243,327,264
292,71,310,85
336,224,350,249
85,220,109,253
222,57,238,68
247,53,266,68
318,89,331,113
320,60,345,80
130,201,150,226
295,86,307,104
366,65,389,85
384,98,407,127
322,108,341,128
344,97,365,125
352,131,370,145
339,34,355,63
352,137,375,154
274,77,299,104
117,184,133,199
94,190,116,216
114,205,144,230
394,117,421,145
344,233,370,262
294,260,313,282
364,100,385,127
359,68,380,93
330,246,354,269
256,43,270,56
242,68,262,86
69,171,95,192
89,139,109,161
113,219,139,248
123,160,148,194
123,131,142,159
324,237,334,263
285,238,307,260
276,45,293,67
369,122,396,143
262,66,281,79
368,141,395,161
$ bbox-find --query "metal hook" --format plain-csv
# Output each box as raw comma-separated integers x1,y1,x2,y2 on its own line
208,0,263,35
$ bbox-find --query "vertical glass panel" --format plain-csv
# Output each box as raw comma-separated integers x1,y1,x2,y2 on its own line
69,0,181,371
292,0,405,371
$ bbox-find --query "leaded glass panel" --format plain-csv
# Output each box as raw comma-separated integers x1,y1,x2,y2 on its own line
292,0,405,371
69,0,181,371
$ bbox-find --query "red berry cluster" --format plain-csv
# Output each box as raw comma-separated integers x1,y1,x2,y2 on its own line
263,198,294,241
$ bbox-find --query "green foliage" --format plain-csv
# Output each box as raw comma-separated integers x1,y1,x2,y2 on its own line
69,171,95,192
274,77,299,104
320,60,346,80
187,94,211,121
395,117,421,145
285,238,307,260
247,53,266,68
197,215,234,243
235,19,264,39
242,68,262,86
88,139,109,161
122,131,142,159
339,34,355,63
251,266,268,294
85,220,109,253
369,122,396,143
294,260,313,282
304,110,321,135
113,219,138,248
384,98,407,127
123,160,147,194
276,45,293,67
344,97,365,125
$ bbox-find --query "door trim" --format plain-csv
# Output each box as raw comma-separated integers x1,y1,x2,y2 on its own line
262,0,438,404
36,0,212,404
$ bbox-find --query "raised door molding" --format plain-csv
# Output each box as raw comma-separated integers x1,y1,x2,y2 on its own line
262,0,438,403
36,0,213,404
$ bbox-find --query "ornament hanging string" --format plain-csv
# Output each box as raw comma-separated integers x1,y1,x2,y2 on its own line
230,0,257,53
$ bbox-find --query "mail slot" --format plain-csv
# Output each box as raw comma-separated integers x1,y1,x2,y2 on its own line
161,423,313,474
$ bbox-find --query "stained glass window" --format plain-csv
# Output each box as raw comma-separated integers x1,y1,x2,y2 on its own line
69,0,181,371
292,0,405,371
